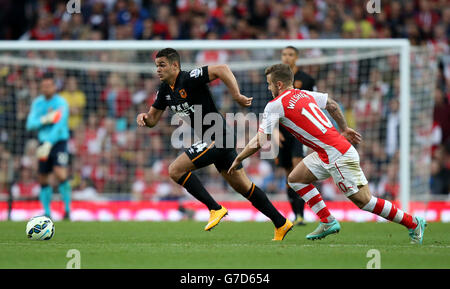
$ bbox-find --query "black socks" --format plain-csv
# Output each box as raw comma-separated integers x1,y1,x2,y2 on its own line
287,186,305,219
243,183,286,228
177,172,221,211
177,172,286,228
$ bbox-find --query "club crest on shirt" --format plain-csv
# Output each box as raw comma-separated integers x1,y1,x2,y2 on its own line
179,89,187,99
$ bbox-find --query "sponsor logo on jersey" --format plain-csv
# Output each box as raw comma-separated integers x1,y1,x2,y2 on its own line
190,68,203,78
170,102,195,116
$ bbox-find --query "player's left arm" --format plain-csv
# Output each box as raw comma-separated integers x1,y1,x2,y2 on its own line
325,97,362,145
34,99,69,161
207,64,252,107
228,131,269,174
229,102,279,174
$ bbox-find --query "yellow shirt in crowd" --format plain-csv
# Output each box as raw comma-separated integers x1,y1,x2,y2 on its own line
60,90,86,130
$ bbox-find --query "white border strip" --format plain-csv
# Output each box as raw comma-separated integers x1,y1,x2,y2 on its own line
0,39,410,51
0,48,400,72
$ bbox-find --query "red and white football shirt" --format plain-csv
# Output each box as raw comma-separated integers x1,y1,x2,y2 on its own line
259,89,351,164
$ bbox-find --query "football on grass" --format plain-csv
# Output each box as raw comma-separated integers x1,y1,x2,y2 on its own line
26,216,55,240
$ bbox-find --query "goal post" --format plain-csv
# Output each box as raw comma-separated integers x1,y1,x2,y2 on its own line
0,39,434,214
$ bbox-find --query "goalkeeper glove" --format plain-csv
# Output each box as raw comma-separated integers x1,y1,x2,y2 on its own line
40,110,62,125
36,142,52,161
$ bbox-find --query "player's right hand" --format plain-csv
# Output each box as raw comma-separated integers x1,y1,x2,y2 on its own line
136,113,149,127
235,94,253,107
227,158,242,175
36,142,52,161
342,128,362,145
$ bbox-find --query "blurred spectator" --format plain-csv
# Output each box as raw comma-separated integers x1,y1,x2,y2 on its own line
139,18,155,40
243,156,272,190
385,98,400,158
157,182,187,201
0,0,444,46
430,158,450,195
0,148,13,199
60,76,87,131
320,17,341,39
101,72,132,119
132,77,158,106
377,162,400,200
72,177,102,201
431,121,443,155
320,178,340,201
80,69,107,117
87,2,108,36
342,4,374,38
30,12,56,40
340,94,357,132
261,166,286,195
20,139,39,173
132,167,159,200
11,166,39,200
195,31,229,64
354,69,384,135
415,0,440,40
0,0,448,202
434,88,450,144
387,1,405,38
152,4,171,39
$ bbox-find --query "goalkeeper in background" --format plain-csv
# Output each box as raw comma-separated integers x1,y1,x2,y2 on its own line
26,72,71,220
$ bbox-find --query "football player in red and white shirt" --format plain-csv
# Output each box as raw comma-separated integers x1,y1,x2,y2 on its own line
229,64,427,244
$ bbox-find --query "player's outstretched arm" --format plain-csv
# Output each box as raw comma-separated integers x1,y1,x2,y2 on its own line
26,100,44,131
207,64,252,107
137,106,164,128
325,97,362,145
325,97,347,131
228,131,268,174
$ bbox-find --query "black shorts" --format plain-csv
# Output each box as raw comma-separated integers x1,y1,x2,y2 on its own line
185,140,243,172
38,141,69,174
276,126,304,169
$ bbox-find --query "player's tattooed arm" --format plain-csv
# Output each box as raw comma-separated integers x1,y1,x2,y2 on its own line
325,97,347,132
326,97,362,145
136,106,164,128
208,64,252,107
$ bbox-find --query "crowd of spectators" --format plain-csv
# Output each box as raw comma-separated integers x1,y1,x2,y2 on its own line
0,0,449,202
0,0,448,47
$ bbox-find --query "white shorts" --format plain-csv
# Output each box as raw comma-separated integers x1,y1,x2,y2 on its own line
303,146,368,197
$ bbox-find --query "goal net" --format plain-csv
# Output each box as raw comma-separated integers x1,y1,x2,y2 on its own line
0,40,439,212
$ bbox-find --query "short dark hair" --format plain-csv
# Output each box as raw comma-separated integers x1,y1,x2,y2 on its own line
283,46,299,56
156,48,181,67
41,72,54,81
264,64,294,86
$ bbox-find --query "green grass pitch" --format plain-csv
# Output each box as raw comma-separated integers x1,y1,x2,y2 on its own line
1,221,449,269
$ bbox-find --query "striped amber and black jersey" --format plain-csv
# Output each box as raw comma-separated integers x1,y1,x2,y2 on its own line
293,68,316,91
152,66,234,147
